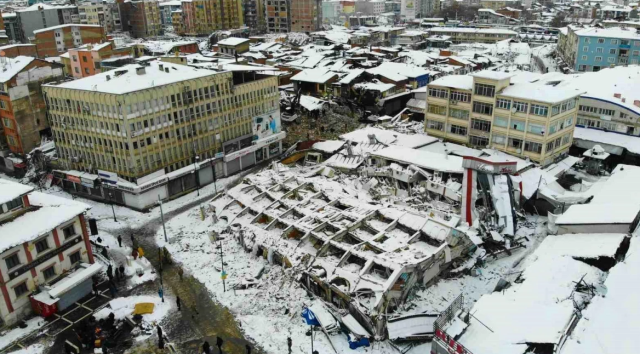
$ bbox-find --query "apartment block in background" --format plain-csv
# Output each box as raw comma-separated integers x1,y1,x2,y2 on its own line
244,0,265,32
16,3,79,43
2,13,21,43
68,42,132,78
266,0,290,33
43,61,283,182
424,71,582,166
78,1,118,33
159,0,182,25
32,24,106,58
118,0,162,38
0,56,64,154
290,0,321,32
0,179,94,327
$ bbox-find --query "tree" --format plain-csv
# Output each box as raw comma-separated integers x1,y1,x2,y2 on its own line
550,14,567,28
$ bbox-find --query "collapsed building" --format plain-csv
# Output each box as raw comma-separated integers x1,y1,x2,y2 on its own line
209,128,532,340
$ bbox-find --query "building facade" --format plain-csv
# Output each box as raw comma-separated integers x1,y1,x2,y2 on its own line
175,0,243,36
2,13,21,43
43,62,283,184
16,3,79,42
290,0,321,31
32,24,106,59
0,44,38,58
424,72,581,166
558,26,640,72
266,0,291,33
0,57,64,155
427,27,518,44
159,0,182,25
77,1,117,33
243,0,265,32
0,179,94,327
68,42,132,78
118,0,162,38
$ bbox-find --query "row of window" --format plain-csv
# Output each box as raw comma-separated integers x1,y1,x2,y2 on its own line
579,105,617,117
580,55,638,64
4,224,77,271
427,88,471,103
9,249,83,299
491,133,571,154
494,115,573,135
582,47,640,56
583,38,640,46
1,197,23,215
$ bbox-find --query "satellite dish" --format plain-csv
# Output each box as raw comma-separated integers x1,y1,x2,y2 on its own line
511,106,517,113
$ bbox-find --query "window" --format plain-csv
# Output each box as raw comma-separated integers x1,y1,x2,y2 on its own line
449,124,467,136
595,56,602,62
469,136,489,147
449,108,469,120
82,56,87,62
427,104,447,115
74,67,80,73
513,101,528,113
597,38,604,44
43,266,56,280
565,117,573,126
509,138,523,149
6,197,22,210
474,83,495,97
0,101,7,110
472,101,493,116
14,282,28,298
62,224,76,239
471,119,491,132
609,48,616,55
524,141,542,154
593,66,601,72
84,68,90,74
599,108,615,116
596,47,603,53
607,57,615,63
581,55,588,61
562,134,571,145
621,40,630,45
70,251,82,264
5,253,20,269
580,105,598,114
620,112,629,120
530,104,548,116
584,38,591,44
511,120,525,131
492,134,506,145
546,141,555,152
35,238,49,253
611,39,618,45
583,46,589,52
633,51,639,56
428,88,448,99
496,98,511,110
636,41,640,47
426,120,444,131
72,55,78,62
528,123,545,135
450,91,470,102
494,116,508,128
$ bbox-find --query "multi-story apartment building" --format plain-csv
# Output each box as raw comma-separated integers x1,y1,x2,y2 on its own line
176,0,243,36
479,0,521,10
424,71,582,166
2,13,21,43
0,56,64,154
68,42,132,78
427,27,518,44
118,0,162,38
43,62,284,183
244,0,265,32
557,26,640,72
159,0,182,25
16,3,79,42
0,179,94,327
322,0,342,24
77,1,117,33
171,10,184,33
266,0,291,33
32,24,106,58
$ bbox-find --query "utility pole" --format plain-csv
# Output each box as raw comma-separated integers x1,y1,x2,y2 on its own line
108,191,117,222
219,237,226,292
158,195,168,243
194,155,200,197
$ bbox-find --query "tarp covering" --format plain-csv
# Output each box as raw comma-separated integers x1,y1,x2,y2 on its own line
133,303,155,315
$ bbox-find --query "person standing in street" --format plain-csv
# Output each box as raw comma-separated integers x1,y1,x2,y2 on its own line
287,337,292,354
92,281,99,296
158,287,164,303
202,341,211,354
177,268,184,281
246,344,252,354
117,235,123,247
176,296,181,311
119,265,125,281
216,337,224,353
107,265,113,281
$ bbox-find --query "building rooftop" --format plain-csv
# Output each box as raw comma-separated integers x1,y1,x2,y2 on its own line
574,26,640,40
0,178,34,205
33,24,102,35
291,68,338,83
429,27,518,35
471,70,514,81
44,62,220,95
0,190,90,253
0,56,35,83
429,74,474,90
217,37,250,46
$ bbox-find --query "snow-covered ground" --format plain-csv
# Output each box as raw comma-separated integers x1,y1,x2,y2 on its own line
532,44,560,73
0,318,47,351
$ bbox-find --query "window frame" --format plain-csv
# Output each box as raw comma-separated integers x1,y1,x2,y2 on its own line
43,264,56,280
35,238,49,254
472,101,493,116
62,224,77,240
13,281,29,298
473,83,496,97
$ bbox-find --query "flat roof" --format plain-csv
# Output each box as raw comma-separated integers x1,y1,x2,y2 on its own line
33,24,102,35
0,178,34,205
372,146,464,174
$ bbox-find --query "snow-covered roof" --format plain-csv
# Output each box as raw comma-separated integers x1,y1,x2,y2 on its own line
428,74,473,90
499,81,584,104
366,62,435,81
338,69,365,84
561,235,640,354
141,40,197,54
372,146,464,174
471,70,514,81
312,140,345,153
354,81,396,92
290,68,338,83
418,141,484,158
573,127,640,155
48,263,103,298
556,203,639,225
17,3,76,12
159,0,182,6
574,26,640,40
339,127,437,148
429,27,518,35
0,191,90,253
0,56,35,83
0,179,33,205
45,62,219,95
217,37,250,46
33,24,102,35
450,233,625,354
299,95,327,111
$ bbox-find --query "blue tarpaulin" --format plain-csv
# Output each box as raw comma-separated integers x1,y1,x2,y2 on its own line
348,336,370,350
302,307,320,326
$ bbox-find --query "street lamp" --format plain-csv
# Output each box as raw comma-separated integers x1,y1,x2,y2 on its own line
158,195,168,243
194,155,200,197
108,192,117,222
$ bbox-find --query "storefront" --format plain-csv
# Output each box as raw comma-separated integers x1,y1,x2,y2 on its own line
223,131,286,175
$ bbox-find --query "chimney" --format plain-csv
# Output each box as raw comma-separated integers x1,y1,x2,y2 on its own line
622,98,626,103
159,63,164,71
136,66,146,75
614,93,622,98
164,67,169,73
634,100,640,107
106,75,111,81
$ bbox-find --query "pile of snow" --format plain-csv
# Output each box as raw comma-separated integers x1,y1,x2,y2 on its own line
0,317,46,351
